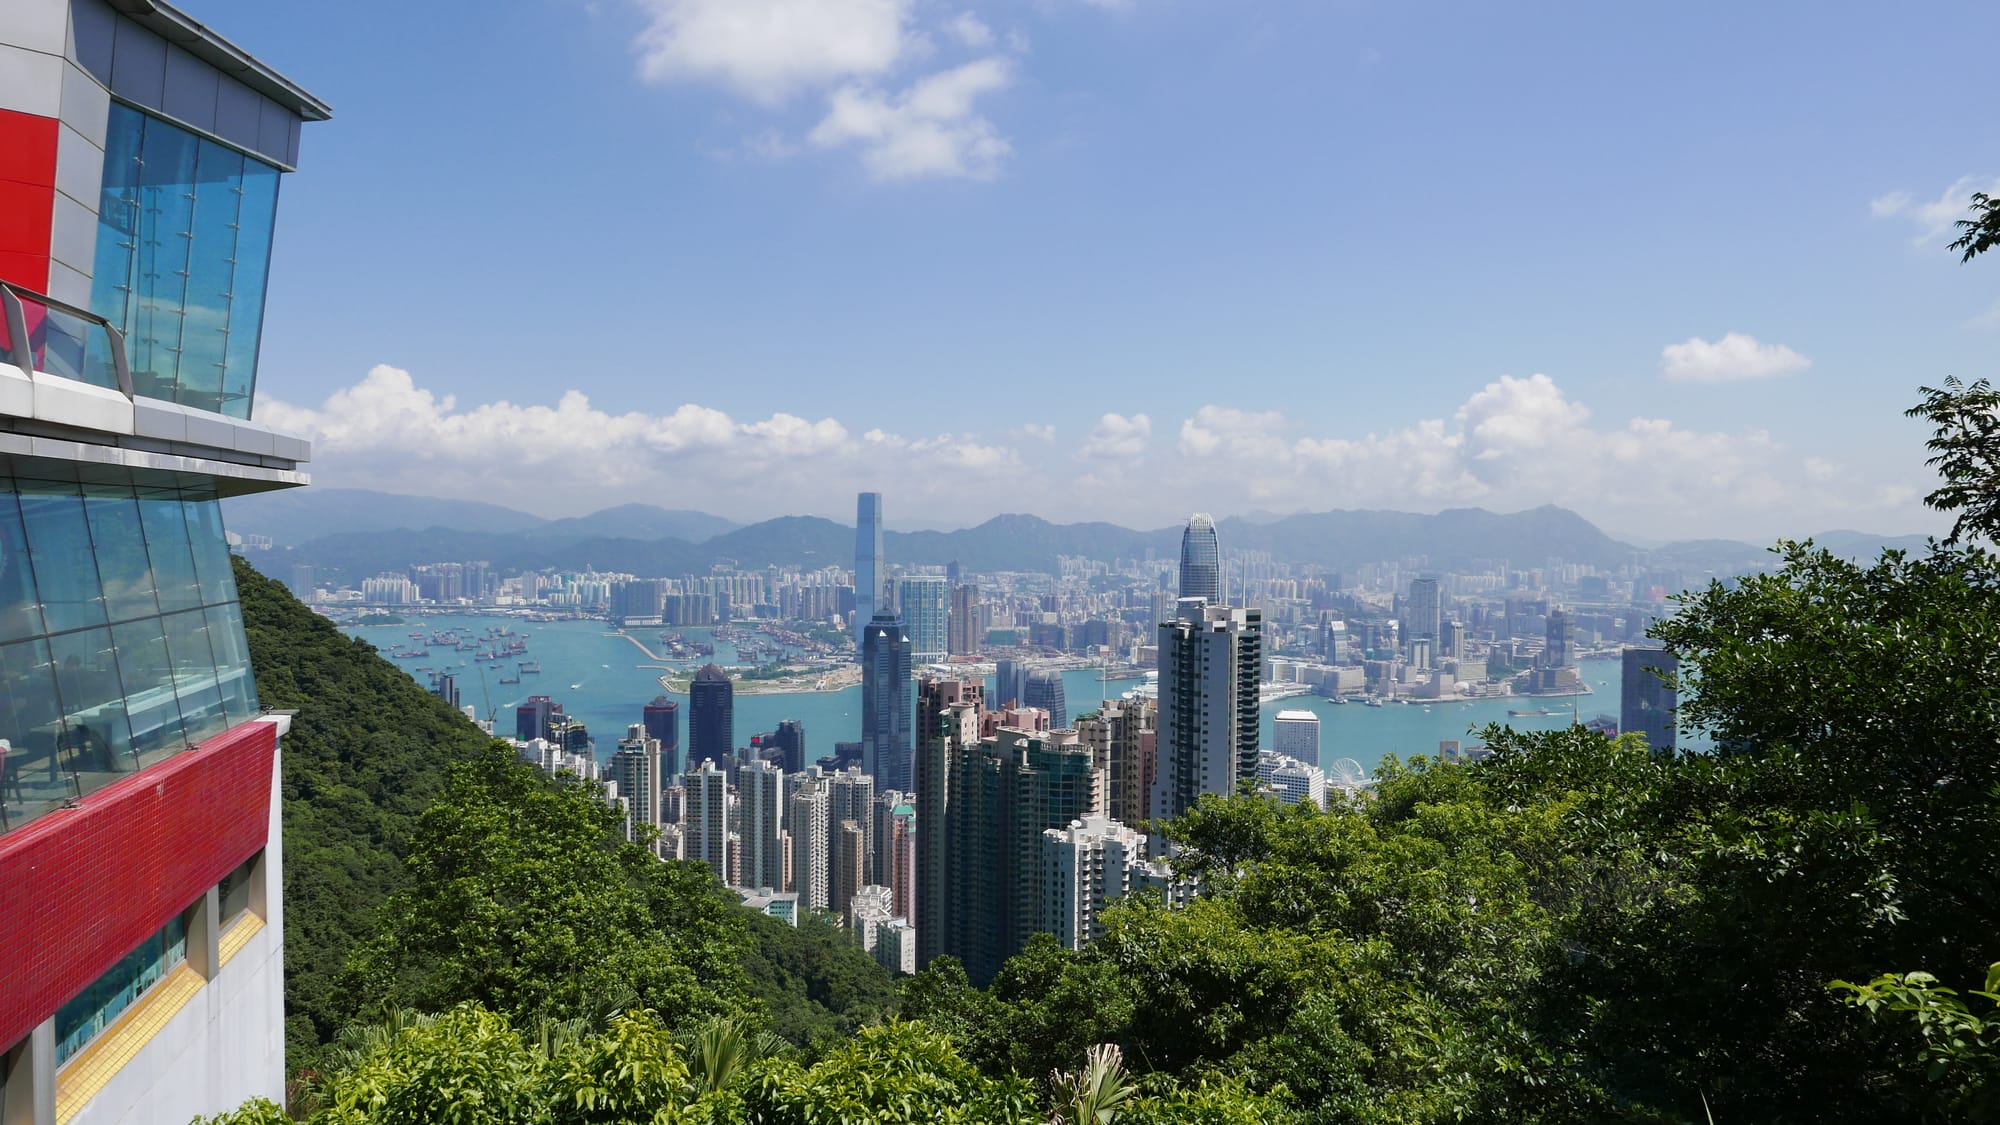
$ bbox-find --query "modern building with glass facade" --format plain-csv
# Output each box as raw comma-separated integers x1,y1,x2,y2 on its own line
853,492,883,657
897,574,946,664
0,1,325,1121
860,612,912,793
1178,513,1221,603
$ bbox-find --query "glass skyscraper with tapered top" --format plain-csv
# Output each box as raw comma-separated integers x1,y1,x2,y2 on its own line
0,1,326,1117
854,492,884,658
1178,513,1222,604
861,612,913,792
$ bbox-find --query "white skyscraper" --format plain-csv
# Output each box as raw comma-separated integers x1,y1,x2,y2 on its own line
789,780,830,911
1272,709,1321,769
738,760,786,891
607,724,662,844
1153,599,1263,836
1258,751,1328,808
848,883,897,953
684,761,730,876
898,575,949,664
1040,815,1174,950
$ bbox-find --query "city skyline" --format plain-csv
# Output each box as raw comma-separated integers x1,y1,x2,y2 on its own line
176,0,1995,541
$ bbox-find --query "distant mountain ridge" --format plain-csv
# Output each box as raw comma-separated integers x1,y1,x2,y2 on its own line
229,490,1934,584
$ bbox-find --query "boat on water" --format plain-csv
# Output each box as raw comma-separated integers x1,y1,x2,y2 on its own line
1508,707,1556,717
1364,698,1385,708
498,676,520,685
519,661,541,674
1328,696,1348,705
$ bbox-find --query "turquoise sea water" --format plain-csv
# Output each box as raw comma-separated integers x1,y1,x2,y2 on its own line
341,615,1633,776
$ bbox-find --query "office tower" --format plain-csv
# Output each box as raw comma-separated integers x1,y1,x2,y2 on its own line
1406,577,1441,657
994,658,1028,709
1024,669,1069,730
1274,710,1320,769
1178,514,1222,603
861,613,914,791
0,6,323,1114
608,725,663,843
854,492,884,655
516,695,559,742
738,760,786,891
1621,647,1679,753
432,672,461,710
949,583,981,656
687,664,733,773
1040,815,1165,950
1107,699,1157,826
898,575,949,663
644,694,681,778
914,676,983,968
1258,751,1328,807
943,724,1100,984
1544,609,1575,667
684,761,730,875
770,718,807,775
289,564,316,601
1153,600,1263,830
832,820,866,916
789,780,830,911
847,884,896,953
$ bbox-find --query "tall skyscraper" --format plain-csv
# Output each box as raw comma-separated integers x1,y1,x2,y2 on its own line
1153,600,1263,831
738,760,786,891
1106,699,1157,827
832,820,867,916
608,725,662,844
915,676,983,969
770,718,807,774
684,761,730,875
943,725,1100,984
687,664,734,773
861,613,914,791
828,767,876,911
1406,577,1441,657
1024,669,1069,730
789,779,830,911
1273,709,1321,769
854,492,885,656
993,659,1028,710
1178,513,1222,603
644,695,681,778
0,6,324,1114
898,575,949,664
949,583,981,656
1544,608,1575,667
516,695,559,742
1621,647,1679,753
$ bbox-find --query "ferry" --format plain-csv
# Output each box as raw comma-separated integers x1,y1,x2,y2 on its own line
1508,707,1556,717
1364,697,1385,708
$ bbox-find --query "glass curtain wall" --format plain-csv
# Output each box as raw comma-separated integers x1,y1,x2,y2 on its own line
89,104,280,419
0,477,258,836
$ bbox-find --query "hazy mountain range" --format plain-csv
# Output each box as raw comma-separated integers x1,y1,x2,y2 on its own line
225,489,1933,584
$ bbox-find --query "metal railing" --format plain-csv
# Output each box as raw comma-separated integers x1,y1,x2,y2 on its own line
0,280,133,398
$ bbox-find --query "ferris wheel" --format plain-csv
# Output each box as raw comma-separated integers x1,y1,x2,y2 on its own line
1328,757,1369,790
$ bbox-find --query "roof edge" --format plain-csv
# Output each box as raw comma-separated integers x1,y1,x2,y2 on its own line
108,0,332,121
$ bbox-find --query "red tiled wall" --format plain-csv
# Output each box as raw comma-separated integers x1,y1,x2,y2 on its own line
0,721,276,1052
0,107,58,293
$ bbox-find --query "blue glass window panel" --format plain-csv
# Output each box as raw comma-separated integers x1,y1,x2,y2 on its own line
176,142,242,415
183,499,234,606
160,608,225,744
126,115,199,400
204,602,254,722
221,161,278,419
49,626,135,770
19,481,108,634
0,484,46,644
110,616,184,758
84,485,159,625
0,637,67,787
88,104,147,334
138,489,200,614
55,913,187,1064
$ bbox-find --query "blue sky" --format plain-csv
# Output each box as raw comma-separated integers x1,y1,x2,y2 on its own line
206,0,1999,539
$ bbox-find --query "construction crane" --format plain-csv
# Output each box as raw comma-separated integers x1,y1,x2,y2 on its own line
477,663,497,727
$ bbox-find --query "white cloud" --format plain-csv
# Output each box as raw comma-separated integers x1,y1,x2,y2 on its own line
262,365,1932,541
1870,175,2000,246
949,11,993,47
631,0,911,104
1081,412,1150,459
1660,332,1810,383
810,58,1014,180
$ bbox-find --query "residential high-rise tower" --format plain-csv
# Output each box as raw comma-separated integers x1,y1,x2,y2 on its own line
898,575,948,664
1153,600,1263,831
